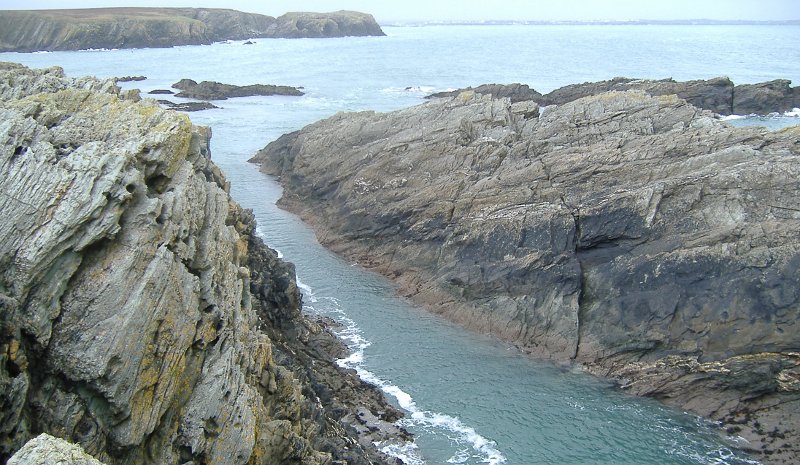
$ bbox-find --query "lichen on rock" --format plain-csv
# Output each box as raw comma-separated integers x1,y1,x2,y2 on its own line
0,62,404,465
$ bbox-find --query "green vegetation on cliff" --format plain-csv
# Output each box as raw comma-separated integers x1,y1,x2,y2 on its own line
0,8,385,52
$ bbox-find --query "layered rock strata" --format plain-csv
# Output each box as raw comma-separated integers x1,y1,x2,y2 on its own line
0,62,404,465
429,77,800,115
0,8,385,52
253,88,800,463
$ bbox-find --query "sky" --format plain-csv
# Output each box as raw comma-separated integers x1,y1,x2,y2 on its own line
0,0,798,22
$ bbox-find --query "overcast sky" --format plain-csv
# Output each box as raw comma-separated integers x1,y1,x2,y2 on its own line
1,0,798,22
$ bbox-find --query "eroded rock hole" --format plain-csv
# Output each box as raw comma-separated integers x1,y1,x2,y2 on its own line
145,174,170,196
10,145,27,162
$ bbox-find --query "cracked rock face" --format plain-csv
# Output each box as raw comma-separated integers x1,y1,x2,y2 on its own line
253,89,800,463
0,62,402,465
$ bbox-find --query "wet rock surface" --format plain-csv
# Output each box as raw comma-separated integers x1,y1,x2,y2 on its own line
0,62,404,465
157,99,221,112
429,77,800,115
172,79,304,100
254,87,800,463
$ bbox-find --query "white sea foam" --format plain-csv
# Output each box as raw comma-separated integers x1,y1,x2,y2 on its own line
380,85,442,95
721,108,800,120
297,279,506,465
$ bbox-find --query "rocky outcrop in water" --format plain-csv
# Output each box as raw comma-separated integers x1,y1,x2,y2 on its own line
172,79,304,100
429,77,800,115
427,83,543,104
0,62,404,465
253,87,800,463
0,8,385,52
265,11,387,38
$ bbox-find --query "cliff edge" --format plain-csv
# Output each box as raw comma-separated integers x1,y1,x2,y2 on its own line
0,8,385,52
0,62,404,465
253,88,800,463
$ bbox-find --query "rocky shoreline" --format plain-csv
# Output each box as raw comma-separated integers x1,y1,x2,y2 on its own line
0,8,385,52
253,80,800,463
427,76,800,116
0,62,405,465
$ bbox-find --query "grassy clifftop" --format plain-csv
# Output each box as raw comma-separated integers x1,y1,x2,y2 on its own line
0,8,384,52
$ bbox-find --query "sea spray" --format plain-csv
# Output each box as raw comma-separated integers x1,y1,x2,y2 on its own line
296,278,508,465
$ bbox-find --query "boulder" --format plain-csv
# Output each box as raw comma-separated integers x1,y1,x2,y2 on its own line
253,88,800,463
8,434,105,465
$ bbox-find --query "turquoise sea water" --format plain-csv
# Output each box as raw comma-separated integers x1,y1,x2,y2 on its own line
3,24,799,464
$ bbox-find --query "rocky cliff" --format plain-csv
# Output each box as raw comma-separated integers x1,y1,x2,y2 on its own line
429,77,800,115
0,62,404,465
264,11,386,39
253,88,800,462
0,8,385,52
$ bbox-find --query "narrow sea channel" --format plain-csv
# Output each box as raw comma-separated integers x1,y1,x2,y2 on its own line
4,23,798,463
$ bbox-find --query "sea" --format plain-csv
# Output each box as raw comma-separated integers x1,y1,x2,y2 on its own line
3,24,799,465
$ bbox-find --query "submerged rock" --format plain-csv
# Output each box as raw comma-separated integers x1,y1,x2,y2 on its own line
0,63,403,465
254,88,800,463
157,99,221,112
172,78,304,100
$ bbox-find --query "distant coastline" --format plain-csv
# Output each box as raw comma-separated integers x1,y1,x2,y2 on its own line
381,19,800,26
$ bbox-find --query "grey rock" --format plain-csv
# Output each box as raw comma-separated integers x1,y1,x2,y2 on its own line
114,76,146,83
157,99,220,112
268,11,386,38
0,64,403,465
733,79,796,115
254,89,800,463
440,76,799,116
539,76,737,115
8,434,105,465
172,78,304,100
427,83,543,103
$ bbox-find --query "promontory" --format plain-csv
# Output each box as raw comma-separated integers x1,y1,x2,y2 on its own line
253,82,800,463
0,8,385,52
0,62,405,464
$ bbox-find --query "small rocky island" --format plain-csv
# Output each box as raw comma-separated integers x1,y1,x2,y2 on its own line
253,78,800,463
0,62,405,465
171,79,304,100
0,8,385,52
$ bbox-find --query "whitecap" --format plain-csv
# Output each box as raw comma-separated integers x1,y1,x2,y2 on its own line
323,304,506,465
785,107,800,117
